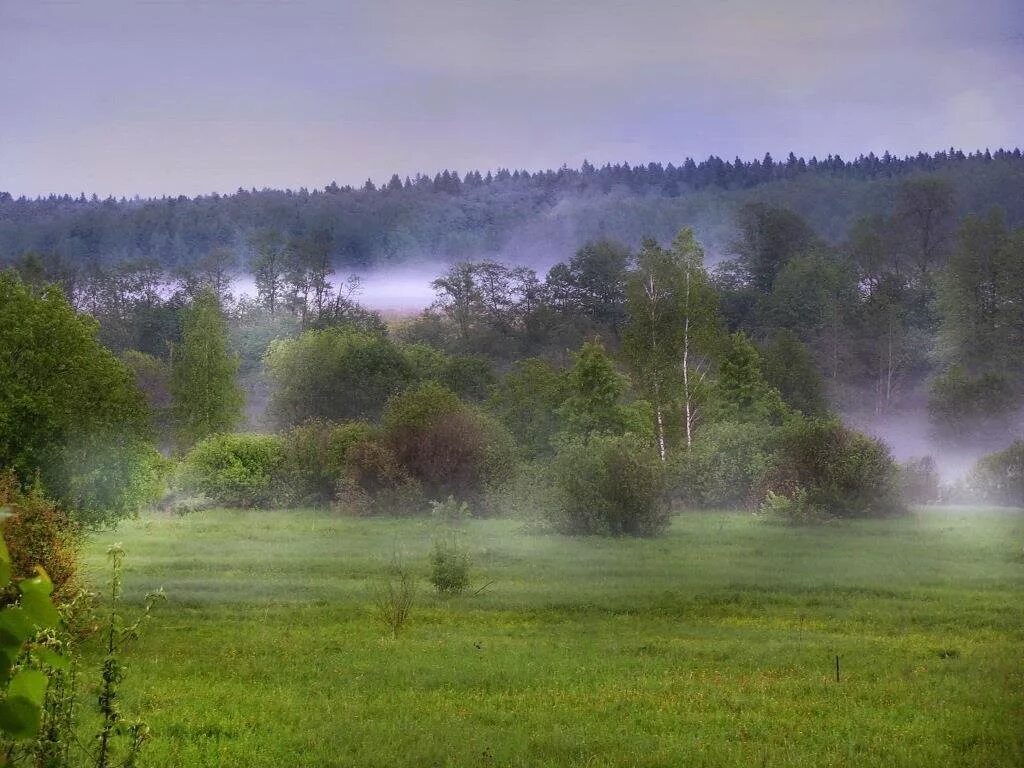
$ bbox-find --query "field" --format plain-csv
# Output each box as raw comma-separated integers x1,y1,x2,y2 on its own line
79,507,1024,768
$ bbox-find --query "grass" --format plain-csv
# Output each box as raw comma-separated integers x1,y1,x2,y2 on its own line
79,507,1024,767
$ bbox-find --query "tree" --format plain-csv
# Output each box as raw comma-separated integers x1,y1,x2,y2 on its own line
730,203,818,292
170,289,244,449
0,272,158,525
248,228,287,315
559,342,650,441
265,328,414,427
894,176,955,279
939,211,1024,375
625,229,722,455
713,332,786,424
760,330,827,416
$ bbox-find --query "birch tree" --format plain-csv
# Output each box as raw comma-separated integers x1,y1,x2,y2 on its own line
624,229,722,457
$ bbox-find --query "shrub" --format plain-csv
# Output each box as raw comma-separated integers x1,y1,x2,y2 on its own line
180,433,284,507
550,434,669,536
383,383,516,504
900,456,941,504
372,558,417,638
0,470,78,599
335,437,426,516
757,417,905,519
671,420,773,508
429,537,471,596
278,420,375,505
966,441,1024,506
759,488,831,524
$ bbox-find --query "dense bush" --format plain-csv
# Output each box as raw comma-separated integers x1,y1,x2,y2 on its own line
671,421,773,508
335,437,426,516
550,434,669,536
429,536,471,596
0,470,79,599
757,417,905,519
382,383,515,504
180,433,284,507
966,441,1024,506
278,420,375,505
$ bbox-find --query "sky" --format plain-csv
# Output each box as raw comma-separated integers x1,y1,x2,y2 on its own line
2,0,1022,198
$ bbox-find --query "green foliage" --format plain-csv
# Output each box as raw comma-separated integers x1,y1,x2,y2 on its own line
671,421,773,508
428,537,471,596
0,471,79,600
180,433,284,508
758,417,905,519
550,434,668,536
382,384,515,504
624,229,722,452
0,272,158,526
939,210,1024,375
0,516,62,745
559,341,651,441
335,437,426,517
713,332,787,423
488,358,570,457
759,330,828,416
966,441,1024,507
121,350,173,442
266,327,415,427
731,202,819,292
371,559,416,639
928,365,1016,441
170,289,244,450
277,420,375,506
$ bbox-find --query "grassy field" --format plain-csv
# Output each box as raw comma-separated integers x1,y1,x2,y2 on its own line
78,507,1023,767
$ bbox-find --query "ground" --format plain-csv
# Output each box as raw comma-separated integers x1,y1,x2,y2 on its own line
79,507,1024,767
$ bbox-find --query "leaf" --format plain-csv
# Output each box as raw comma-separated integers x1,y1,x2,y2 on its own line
18,569,59,630
0,696,42,740
8,669,46,706
0,522,11,587
0,608,34,647
33,647,68,672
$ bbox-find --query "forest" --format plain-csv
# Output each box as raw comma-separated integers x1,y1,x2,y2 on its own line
0,148,1022,766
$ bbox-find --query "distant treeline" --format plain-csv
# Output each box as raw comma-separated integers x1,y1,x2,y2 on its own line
2,148,1023,269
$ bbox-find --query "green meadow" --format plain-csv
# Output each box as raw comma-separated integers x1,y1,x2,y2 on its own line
80,507,1024,768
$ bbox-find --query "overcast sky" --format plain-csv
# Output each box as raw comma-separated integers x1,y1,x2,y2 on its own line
2,0,1022,197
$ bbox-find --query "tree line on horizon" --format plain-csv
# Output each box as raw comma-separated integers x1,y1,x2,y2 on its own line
2,147,1022,270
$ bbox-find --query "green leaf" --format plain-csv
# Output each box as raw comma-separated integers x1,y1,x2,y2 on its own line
33,647,68,672
0,608,35,647
0,695,42,740
18,569,59,630
8,669,46,706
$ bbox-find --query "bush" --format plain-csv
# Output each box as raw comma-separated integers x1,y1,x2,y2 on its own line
550,434,669,536
335,437,426,516
180,433,284,507
671,421,772,508
0,470,78,599
900,456,941,504
383,383,516,504
278,420,375,505
429,537,471,596
756,417,905,519
966,441,1024,506
372,558,417,638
